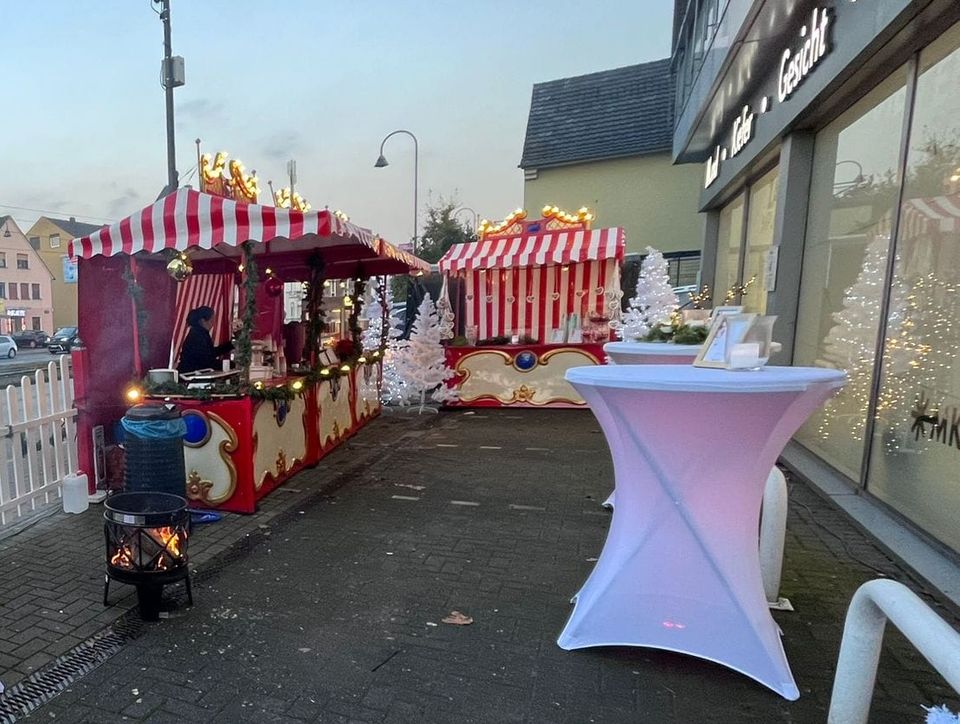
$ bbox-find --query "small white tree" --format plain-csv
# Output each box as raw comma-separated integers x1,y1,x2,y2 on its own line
380,281,409,405
436,279,455,341
620,246,678,340
394,292,457,412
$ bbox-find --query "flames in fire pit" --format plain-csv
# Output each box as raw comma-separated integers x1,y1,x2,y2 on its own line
103,492,193,620
108,526,187,571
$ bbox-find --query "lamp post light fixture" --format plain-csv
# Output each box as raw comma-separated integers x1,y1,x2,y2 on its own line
454,206,479,234
833,159,866,195
374,130,419,252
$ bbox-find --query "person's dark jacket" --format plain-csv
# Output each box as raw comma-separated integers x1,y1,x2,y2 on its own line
178,326,233,374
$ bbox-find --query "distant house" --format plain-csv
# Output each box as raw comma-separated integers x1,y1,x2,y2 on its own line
0,216,54,336
26,216,103,330
520,59,704,284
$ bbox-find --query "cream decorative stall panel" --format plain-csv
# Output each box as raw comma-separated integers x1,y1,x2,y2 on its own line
318,377,354,446
354,363,381,422
182,410,239,507
455,347,599,406
252,397,308,489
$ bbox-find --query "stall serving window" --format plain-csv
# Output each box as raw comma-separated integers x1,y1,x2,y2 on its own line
711,165,779,312
795,20,960,552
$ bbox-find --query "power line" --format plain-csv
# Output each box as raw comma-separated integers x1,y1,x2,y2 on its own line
0,203,115,223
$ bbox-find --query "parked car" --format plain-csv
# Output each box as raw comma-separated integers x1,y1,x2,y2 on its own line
0,336,18,359
48,327,79,354
12,330,49,348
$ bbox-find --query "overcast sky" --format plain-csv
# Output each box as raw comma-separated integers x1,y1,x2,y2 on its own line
0,1,673,244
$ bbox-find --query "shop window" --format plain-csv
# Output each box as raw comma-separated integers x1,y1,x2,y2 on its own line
866,22,960,552
31,284,40,300
733,168,780,314
671,255,702,287
713,193,745,305
793,67,909,481
32,316,40,331
16,254,28,270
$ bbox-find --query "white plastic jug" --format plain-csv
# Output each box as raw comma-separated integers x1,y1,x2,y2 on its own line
62,472,89,514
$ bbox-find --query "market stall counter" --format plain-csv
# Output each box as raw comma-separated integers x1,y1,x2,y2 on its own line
69,165,427,512
148,365,381,514
438,207,624,408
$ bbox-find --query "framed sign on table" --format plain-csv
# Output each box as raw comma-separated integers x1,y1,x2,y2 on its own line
694,313,757,368
709,305,744,322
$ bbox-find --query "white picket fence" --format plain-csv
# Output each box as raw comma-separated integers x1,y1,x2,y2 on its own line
0,356,78,529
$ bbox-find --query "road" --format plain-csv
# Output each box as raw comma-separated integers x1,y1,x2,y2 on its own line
0,348,68,388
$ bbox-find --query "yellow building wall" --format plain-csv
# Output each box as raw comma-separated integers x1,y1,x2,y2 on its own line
26,218,78,330
523,154,704,255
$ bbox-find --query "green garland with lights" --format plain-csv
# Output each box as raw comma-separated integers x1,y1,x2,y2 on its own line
123,263,150,365
304,252,327,363
348,277,366,352
235,241,259,376
136,344,388,403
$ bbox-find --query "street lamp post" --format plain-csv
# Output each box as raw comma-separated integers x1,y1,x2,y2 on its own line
454,206,478,234
374,130,419,252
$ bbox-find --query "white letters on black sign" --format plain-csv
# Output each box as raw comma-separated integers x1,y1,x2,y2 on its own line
778,8,830,103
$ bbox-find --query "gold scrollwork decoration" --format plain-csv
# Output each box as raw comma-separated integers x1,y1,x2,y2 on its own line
184,411,238,505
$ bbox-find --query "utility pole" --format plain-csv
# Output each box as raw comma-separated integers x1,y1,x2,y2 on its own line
157,0,183,195
287,160,297,203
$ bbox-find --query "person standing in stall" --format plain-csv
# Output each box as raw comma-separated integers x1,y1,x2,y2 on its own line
177,306,234,374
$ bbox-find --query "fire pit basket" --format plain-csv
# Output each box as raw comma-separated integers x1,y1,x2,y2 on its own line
103,491,193,620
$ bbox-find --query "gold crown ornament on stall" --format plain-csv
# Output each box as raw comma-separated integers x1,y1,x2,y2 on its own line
199,149,261,203
478,204,594,240
166,252,193,282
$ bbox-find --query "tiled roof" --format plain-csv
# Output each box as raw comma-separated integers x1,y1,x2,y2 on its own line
45,217,104,238
520,59,675,170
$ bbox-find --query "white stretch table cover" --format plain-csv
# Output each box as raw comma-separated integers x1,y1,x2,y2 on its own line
560,364,845,700
600,343,703,507
604,341,702,365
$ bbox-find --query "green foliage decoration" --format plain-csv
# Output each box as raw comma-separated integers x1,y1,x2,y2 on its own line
236,241,259,376
122,261,150,366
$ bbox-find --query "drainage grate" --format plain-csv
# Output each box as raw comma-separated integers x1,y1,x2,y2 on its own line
0,617,143,723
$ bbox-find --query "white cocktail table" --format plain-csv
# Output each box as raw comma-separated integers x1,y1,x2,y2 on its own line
559,364,845,700
601,342,702,508
604,340,702,365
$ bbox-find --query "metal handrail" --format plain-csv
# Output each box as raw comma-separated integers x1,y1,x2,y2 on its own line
828,579,960,723
760,467,787,606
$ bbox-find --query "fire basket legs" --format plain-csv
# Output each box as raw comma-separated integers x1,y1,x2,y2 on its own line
102,570,193,614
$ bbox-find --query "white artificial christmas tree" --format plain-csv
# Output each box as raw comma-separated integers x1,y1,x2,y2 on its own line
619,246,679,340
394,292,457,412
436,278,455,341
380,281,409,405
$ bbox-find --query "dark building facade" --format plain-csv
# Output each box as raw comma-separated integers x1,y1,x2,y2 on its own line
673,0,960,557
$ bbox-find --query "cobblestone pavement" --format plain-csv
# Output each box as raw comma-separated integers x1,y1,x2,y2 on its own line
2,409,959,722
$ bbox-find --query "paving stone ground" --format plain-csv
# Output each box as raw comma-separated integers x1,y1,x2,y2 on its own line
2,409,959,722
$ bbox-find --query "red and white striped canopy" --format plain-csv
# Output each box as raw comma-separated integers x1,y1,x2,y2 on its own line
438,227,625,274
901,194,960,239
68,187,429,273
